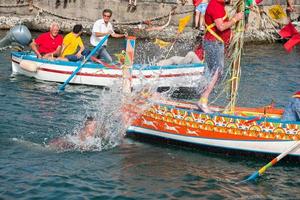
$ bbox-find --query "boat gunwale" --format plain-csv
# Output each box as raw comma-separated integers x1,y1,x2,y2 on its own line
11,51,205,71
149,99,300,125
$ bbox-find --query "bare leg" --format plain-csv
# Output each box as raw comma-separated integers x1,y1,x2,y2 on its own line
198,69,220,113
183,51,201,64
194,11,200,28
157,56,185,66
199,13,205,31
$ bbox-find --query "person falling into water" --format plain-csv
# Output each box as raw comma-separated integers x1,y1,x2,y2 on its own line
48,116,100,150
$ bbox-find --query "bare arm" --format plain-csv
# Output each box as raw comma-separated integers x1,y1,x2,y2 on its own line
30,40,42,58
76,46,85,57
43,46,61,59
214,12,244,32
111,32,127,38
94,32,111,37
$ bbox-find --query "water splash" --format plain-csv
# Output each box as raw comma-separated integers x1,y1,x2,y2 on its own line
45,81,163,152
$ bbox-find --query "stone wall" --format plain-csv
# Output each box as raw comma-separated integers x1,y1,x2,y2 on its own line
0,0,299,41
1,0,298,26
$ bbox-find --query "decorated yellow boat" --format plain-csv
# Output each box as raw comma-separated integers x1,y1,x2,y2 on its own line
125,1,300,158
126,99,300,157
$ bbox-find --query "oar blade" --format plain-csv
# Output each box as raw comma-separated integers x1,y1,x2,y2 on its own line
245,171,260,182
58,85,65,92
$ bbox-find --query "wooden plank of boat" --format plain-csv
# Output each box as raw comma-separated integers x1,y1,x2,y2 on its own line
127,99,300,157
11,51,205,88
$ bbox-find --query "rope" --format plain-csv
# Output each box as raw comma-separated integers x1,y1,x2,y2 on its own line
0,2,193,27
0,3,29,8
32,4,87,21
115,8,193,25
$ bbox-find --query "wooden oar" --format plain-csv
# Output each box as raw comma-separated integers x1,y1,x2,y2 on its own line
241,140,300,183
58,35,109,91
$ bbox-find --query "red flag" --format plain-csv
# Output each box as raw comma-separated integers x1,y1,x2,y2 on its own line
279,22,299,38
255,0,263,4
283,34,300,52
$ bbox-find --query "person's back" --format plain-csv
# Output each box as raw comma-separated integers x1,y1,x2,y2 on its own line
282,91,300,121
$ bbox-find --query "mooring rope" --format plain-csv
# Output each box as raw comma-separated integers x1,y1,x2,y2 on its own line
32,4,86,21
115,8,193,25
0,2,193,26
0,3,29,8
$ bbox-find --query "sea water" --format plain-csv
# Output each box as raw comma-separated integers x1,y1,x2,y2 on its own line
0,31,300,199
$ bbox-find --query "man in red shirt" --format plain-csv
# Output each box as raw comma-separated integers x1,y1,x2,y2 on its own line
30,22,63,59
197,0,243,113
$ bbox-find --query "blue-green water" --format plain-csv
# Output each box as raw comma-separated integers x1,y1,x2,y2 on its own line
1,32,300,199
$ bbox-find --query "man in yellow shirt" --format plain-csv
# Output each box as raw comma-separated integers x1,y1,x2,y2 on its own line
60,24,90,61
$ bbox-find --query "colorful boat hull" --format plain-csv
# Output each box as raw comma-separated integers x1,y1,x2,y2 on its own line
127,100,300,156
11,52,205,88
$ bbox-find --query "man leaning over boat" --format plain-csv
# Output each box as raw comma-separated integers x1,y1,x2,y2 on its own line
30,22,63,59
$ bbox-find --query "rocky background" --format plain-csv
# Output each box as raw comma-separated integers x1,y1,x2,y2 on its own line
0,0,299,42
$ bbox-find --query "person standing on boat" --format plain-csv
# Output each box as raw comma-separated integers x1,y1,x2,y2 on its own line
282,91,300,121
197,0,243,113
59,24,90,62
30,22,63,59
90,9,128,63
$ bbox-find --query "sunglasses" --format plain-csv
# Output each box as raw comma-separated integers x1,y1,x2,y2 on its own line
103,14,111,18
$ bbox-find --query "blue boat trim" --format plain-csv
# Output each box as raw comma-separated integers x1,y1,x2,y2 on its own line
11,51,205,70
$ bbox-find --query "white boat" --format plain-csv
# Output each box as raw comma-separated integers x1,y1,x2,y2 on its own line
11,51,205,88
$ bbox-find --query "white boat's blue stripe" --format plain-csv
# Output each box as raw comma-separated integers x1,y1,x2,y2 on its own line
11,51,205,70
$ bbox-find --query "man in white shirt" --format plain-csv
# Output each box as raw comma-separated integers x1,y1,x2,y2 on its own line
90,9,127,63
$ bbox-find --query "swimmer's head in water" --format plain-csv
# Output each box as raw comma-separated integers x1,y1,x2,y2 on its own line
83,116,97,137
85,116,95,125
